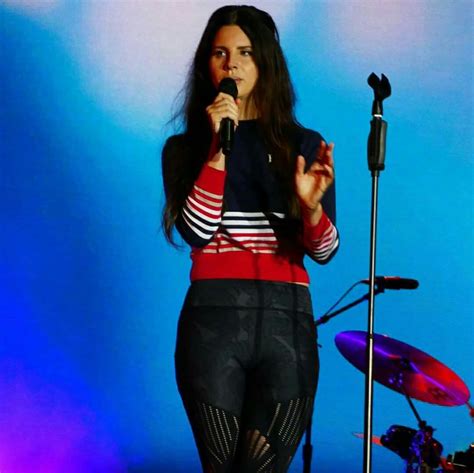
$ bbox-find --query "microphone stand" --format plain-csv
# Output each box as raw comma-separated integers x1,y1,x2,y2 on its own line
363,72,391,473
302,73,391,473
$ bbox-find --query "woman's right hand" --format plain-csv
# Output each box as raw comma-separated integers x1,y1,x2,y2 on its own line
206,92,240,135
205,93,240,168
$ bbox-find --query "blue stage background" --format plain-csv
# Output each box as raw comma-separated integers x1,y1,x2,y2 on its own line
1,1,472,472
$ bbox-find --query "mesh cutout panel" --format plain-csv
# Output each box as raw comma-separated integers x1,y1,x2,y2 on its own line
238,397,314,473
189,400,241,473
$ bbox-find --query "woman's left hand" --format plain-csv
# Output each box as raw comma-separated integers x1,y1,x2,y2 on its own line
294,141,335,220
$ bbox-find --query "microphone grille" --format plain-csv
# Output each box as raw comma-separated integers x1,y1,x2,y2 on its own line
218,78,238,99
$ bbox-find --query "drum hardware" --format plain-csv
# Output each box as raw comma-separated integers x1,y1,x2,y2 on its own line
381,424,443,472
443,442,474,472
352,431,383,446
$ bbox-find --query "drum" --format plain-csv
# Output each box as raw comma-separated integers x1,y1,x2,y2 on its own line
381,424,443,468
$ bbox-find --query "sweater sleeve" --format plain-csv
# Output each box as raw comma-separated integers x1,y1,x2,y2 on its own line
302,208,339,264
162,135,226,248
298,128,340,264
176,164,226,247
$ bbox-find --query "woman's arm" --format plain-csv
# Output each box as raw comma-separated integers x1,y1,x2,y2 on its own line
301,202,340,264
162,136,227,248
295,140,340,264
162,92,239,247
176,163,226,247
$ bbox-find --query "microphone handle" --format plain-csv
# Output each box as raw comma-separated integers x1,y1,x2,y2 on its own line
220,117,234,156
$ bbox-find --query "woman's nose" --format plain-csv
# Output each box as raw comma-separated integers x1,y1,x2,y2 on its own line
224,53,238,71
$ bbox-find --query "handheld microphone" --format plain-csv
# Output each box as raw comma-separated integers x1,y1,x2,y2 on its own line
218,78,238,156
361,276,419,290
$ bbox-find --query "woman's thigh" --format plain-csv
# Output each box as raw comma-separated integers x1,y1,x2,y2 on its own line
175,305,253,416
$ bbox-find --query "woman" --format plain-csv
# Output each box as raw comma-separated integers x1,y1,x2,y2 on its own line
162,5,339,472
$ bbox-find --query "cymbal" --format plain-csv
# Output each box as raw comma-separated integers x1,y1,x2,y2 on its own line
335,331,470,406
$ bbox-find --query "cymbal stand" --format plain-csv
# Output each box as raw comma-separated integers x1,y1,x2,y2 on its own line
466,401,474,421
393,363,440,473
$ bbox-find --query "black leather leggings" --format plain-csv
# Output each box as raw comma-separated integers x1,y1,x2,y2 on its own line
175,279,319,473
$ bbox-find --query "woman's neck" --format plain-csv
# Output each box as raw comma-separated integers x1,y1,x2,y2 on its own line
239,97,259,120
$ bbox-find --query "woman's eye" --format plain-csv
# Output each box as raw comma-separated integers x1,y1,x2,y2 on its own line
241,50,253,56
213,50,226,58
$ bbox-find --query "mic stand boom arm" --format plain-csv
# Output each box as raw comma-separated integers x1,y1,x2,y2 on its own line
315,287,385,327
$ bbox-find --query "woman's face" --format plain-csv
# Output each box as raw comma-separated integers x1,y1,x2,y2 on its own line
209,25,259,104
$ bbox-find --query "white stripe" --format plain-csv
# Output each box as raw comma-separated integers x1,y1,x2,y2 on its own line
184,203,221,224
322,224,336,238
313,249,333,259
224,211,285,218
231,235,277,242
245,242,278,248
226,227,276,235
182,214,214,240
193,192,223,209
313,233,338,250
187,195,222,217
222,219,272,226
194,184,223,200
313,238,339,259
202,247,244,254
183,208,220,232
314,230,337,247
313,229,338,247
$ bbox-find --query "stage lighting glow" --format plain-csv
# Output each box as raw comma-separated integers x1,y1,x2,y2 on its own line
0,360,126,473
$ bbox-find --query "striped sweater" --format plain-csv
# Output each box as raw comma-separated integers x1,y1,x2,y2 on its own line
165,120,339,284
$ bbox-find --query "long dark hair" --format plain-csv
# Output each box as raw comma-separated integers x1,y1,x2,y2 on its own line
162,5,302,244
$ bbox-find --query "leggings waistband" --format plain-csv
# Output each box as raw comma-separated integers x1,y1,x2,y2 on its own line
183,279,313,315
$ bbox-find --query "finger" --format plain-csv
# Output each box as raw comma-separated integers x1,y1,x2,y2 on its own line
214,93,240,111
209,101,239,120
295,155,306,175
308,162,333,179
325,142,335,166
212,117,221,134
206,105,239,132
215,92,237,102
208,100,238,114
321,164,334,179
318,140,335,165
318,140,327,159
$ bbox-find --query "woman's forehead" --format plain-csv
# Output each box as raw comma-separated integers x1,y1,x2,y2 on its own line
212,25,252,47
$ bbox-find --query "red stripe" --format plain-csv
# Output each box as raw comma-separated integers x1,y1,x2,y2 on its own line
190,251,309,284
193,187,223,206
195,164,227,195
